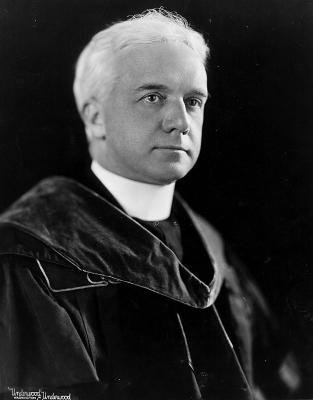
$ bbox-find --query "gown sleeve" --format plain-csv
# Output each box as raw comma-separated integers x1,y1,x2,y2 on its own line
0,254,110,399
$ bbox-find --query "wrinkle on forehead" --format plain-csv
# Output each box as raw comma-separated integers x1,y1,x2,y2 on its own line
113,41,207,95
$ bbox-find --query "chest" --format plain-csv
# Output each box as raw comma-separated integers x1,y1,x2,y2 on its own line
56,282,253,400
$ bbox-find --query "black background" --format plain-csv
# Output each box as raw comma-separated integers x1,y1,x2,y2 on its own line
1,0,313,389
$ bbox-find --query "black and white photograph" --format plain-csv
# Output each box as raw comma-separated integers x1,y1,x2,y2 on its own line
0,0,312,399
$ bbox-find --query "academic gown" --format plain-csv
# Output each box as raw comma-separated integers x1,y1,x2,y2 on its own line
0,175,300,399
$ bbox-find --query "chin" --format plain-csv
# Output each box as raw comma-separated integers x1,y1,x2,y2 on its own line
150,167,191,185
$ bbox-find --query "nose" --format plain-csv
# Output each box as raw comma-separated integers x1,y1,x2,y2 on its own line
162,100,190,134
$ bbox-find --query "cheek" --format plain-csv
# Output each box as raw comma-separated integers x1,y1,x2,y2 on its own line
112,129,148,157
192,125,203,146
189,129,203,160
136,105,161,128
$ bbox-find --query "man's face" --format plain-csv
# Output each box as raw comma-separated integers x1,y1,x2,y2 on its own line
97,41,208,185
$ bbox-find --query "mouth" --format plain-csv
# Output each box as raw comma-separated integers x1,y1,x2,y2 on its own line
154,145,188,153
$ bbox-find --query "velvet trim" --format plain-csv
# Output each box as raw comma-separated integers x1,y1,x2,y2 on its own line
0,177,227,309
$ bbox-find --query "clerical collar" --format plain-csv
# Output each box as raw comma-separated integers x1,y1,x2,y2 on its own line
91,160,175,221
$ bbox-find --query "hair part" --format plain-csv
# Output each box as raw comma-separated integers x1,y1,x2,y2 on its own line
73,8,210,116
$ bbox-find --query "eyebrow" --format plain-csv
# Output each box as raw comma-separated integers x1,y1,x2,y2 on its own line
135,83,209,99
192,89,210,99
135,84,169,93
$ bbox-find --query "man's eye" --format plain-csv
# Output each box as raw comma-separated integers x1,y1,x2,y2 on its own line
143,94,162,103
186,98,202,108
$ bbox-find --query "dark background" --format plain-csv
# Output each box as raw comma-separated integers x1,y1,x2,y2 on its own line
1,0,313,390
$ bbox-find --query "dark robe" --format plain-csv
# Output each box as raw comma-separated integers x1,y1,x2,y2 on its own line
0,175,300,399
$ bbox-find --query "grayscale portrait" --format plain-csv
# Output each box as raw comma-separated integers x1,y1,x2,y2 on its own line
0,1,312,399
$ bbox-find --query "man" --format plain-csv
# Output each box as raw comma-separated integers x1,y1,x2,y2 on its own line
0,9,300,400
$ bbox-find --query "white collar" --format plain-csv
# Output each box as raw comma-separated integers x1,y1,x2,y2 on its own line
91,160,175,221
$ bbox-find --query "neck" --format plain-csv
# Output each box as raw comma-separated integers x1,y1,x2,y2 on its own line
91,160,175,221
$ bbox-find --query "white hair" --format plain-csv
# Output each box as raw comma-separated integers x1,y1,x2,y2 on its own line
73,8,210,114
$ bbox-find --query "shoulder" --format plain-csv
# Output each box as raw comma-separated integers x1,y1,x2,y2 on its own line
0,175,109,251
177,196,261,301
0,177,89,272
176,194,275,323
0,176,95,222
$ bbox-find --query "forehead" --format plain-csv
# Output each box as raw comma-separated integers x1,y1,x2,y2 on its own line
113,41,207,93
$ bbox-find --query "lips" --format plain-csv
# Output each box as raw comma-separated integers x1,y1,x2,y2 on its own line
154,145,188,152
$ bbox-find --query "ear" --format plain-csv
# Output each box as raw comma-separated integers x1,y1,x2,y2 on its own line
81,99,106,141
